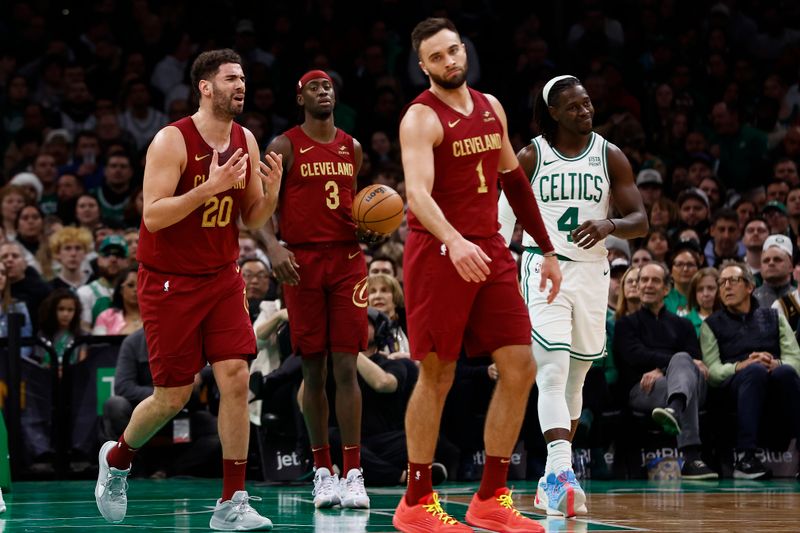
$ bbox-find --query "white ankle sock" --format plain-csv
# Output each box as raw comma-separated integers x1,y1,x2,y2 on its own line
547,439,572,474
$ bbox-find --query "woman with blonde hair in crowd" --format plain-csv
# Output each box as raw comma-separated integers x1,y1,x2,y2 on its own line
614,266,642,321
367,273,409,356
685,267,720,336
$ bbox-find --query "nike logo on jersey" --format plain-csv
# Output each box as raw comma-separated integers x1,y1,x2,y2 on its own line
500,458,511,464
234,460,247,465
603,269,609,276
448,119,461,128
542,159,557,166
299,146,315,154
195,153,210,161
348,251,360,259
343,445,359,450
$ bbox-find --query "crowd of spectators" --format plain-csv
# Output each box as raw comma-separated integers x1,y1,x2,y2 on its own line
2,0,800,480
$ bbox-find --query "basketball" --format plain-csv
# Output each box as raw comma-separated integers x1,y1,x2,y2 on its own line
352,184,404,235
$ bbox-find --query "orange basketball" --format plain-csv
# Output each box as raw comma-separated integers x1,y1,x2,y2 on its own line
352,184,404,235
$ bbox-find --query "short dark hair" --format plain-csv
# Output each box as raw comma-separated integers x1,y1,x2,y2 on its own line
639,261,672,287
369,254,396,274
743,216,768,232
710,208,739,227
190,49,242,100
411,17,458,56
534,76,582,146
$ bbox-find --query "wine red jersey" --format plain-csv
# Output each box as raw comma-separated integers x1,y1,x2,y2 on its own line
406,88,503,239
137,117,249,275
278,126,358,245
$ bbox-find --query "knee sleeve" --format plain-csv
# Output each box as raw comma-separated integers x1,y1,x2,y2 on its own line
534,344,571,432
565,358,593,420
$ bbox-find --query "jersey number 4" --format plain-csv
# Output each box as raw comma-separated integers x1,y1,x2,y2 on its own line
201,195,233,227
557,206,579,242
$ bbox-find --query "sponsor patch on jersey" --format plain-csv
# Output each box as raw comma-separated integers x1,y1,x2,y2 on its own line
338,144,350,155
482,110,496,122
589,156,601,166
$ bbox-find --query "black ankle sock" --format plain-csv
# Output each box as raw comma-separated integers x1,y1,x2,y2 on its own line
668,393,686,413
681,446,701,463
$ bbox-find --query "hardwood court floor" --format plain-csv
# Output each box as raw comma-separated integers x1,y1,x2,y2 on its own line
0,478,798,531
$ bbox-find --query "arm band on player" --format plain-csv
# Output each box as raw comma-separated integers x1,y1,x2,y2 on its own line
499,165,554,254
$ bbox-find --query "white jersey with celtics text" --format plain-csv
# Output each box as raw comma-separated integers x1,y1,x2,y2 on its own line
523,132,610,261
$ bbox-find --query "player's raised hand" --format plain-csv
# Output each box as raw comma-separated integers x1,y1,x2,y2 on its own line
448,236,491,283
571,218,615,249
207,148,248,195
539,255,562,304
260,151,283,195
267,243,300,286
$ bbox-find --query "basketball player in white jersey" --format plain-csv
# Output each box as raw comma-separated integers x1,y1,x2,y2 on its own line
499,75,647,516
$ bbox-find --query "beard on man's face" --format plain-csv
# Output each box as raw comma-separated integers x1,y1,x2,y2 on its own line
429,68,467,90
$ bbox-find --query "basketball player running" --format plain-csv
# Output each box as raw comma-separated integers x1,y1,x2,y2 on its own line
498,75,647,517
393,18,561,533
263,70,370,509
94,49,281,531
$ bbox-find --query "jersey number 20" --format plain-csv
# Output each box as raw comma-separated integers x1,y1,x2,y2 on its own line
201,195,233,227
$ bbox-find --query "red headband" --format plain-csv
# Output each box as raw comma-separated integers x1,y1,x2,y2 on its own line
297,70,333,94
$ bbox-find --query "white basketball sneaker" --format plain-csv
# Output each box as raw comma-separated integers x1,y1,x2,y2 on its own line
209,490,273,531
312,467,341,508
95,440,131,523
339,468,370,509
534,473,588,516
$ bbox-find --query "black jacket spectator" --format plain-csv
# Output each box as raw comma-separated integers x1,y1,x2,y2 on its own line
614,306,701,393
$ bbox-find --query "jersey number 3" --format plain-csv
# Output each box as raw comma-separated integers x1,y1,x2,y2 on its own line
201,195,233,227
325,180,340,209
557,206,579,242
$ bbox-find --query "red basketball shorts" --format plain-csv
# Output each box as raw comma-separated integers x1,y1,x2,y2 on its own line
138,262,256,387
282,242,368,357
403,231,531,361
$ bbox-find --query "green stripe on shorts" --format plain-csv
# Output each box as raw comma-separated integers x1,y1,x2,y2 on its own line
526,247,574,261
532,329,571,351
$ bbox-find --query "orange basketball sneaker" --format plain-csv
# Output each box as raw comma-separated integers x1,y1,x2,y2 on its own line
465,488,544,533
393,492,474,533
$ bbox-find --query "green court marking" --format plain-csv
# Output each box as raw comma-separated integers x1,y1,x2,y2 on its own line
3,479,798,531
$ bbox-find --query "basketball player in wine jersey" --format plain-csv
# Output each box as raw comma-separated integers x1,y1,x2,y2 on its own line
393,18,561,533
498,75,647,517
94,49,281,531
263,70,371,509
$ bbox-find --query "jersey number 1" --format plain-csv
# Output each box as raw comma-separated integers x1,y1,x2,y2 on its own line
557,206,579,242
476,160,488,194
